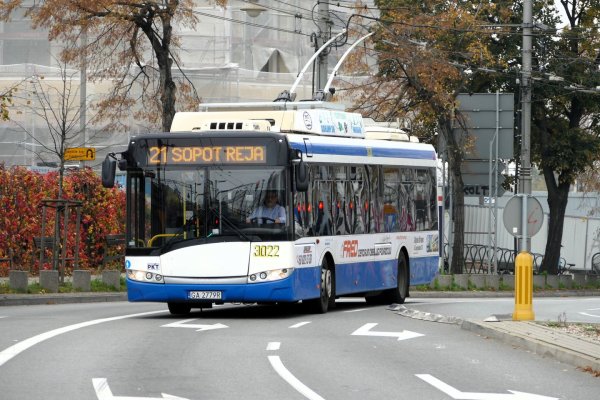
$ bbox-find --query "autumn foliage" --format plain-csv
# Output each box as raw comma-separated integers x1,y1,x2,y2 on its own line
0,164,125,276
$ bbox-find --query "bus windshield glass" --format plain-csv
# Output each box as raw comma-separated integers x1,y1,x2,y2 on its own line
126,166,292,251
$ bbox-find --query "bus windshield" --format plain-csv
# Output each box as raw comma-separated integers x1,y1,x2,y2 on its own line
126,166,292,251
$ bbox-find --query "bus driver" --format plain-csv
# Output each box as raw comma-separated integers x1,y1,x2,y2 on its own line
247,190,286,224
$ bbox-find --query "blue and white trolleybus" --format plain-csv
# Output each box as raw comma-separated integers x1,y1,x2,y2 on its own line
102,100,439,314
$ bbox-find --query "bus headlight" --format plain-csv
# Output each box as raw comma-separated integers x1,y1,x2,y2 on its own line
127,269,165,284
248,268,294,283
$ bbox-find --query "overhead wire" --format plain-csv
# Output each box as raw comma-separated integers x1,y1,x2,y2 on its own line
186,4,597,94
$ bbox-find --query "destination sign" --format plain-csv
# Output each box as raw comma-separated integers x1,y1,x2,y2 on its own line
148,145,267,165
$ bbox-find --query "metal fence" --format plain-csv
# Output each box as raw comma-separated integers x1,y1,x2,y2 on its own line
446,203,600,273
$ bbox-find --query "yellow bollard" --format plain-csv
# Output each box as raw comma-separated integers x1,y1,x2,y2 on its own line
513,251,535,320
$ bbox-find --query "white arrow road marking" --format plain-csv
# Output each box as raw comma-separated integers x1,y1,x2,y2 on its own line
289,321,311,328
93,378,187,400
351,323,424,341
267,342,281,351
268,355,326,400
161,319,228,331
0,310,165,367
416,374,559,400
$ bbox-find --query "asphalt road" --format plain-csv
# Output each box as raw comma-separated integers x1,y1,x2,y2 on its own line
0,299,598,400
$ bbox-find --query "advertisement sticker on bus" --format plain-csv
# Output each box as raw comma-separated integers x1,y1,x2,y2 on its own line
295,244,314,267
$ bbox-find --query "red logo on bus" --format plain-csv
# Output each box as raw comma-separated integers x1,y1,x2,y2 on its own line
342,240,359,258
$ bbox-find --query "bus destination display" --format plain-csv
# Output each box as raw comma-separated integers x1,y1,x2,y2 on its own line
148,145,267,165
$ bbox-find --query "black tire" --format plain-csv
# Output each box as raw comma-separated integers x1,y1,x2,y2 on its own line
168,302,192,315
306,258,334,313
386,252,409,304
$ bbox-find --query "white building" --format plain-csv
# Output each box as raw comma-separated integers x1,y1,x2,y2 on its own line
0,1,376,168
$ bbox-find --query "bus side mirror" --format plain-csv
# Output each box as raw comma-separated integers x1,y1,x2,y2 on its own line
295,161,309,192
102,155,117,188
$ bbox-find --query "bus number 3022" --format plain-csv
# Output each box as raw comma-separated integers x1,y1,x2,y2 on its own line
254,245,279,257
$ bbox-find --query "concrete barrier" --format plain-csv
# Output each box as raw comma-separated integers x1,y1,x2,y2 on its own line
545,275,559,289
73,270,91,292
501,275,515,289
453,274,468,289
40,270,59,293
558,275,573,289
102,270,121,289
533,275,545,289
431,274,452,289
9,270,28,292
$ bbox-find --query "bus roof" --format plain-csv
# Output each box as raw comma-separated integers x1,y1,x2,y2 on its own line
171,101,421,144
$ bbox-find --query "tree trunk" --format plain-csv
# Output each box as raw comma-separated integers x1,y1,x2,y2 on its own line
439,116,465,274
142,15,176,132
540,166,570,274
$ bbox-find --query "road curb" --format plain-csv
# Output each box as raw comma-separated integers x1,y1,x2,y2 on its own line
461,319,600,372
0,292,127,306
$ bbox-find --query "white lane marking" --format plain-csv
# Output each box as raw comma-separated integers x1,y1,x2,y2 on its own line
93,377,187,399
578,312,600,319
268,355,326,400
0,310,165,367
267,342,281,351
344,308,368,313
0,316,6,319
351,323,424,341
416,374,559,400
289,321,311,328
161,319,228,331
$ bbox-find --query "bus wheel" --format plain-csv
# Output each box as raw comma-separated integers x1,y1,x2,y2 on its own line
385,252,408,304
168,302,192,315
307,258,333,314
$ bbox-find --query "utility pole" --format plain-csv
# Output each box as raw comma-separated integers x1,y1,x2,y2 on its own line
513,0,535,321
316,1,330,91
520,0,532,209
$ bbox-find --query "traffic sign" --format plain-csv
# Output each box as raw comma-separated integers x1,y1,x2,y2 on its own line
64,147,96,161
503,195,544,237
461,160,506,196
454,93,515,160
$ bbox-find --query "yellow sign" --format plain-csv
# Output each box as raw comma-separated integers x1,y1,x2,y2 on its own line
65,147,96,161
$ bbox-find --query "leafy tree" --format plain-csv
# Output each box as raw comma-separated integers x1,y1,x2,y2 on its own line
347,0,510,273
530,0,600,273
0,0,227,132
7,59,98,270
349,0,600,274
1,88,14,121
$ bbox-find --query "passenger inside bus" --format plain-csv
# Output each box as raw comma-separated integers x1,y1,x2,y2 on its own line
247,190,286,224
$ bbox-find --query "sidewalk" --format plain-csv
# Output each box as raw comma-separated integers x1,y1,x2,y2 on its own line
461,319,600,372
392,297,600,374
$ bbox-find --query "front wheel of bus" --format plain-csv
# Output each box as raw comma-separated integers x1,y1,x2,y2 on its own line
168,302,192,315
307,259,334,314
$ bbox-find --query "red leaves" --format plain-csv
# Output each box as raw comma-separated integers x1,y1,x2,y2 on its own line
0,165,125,275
